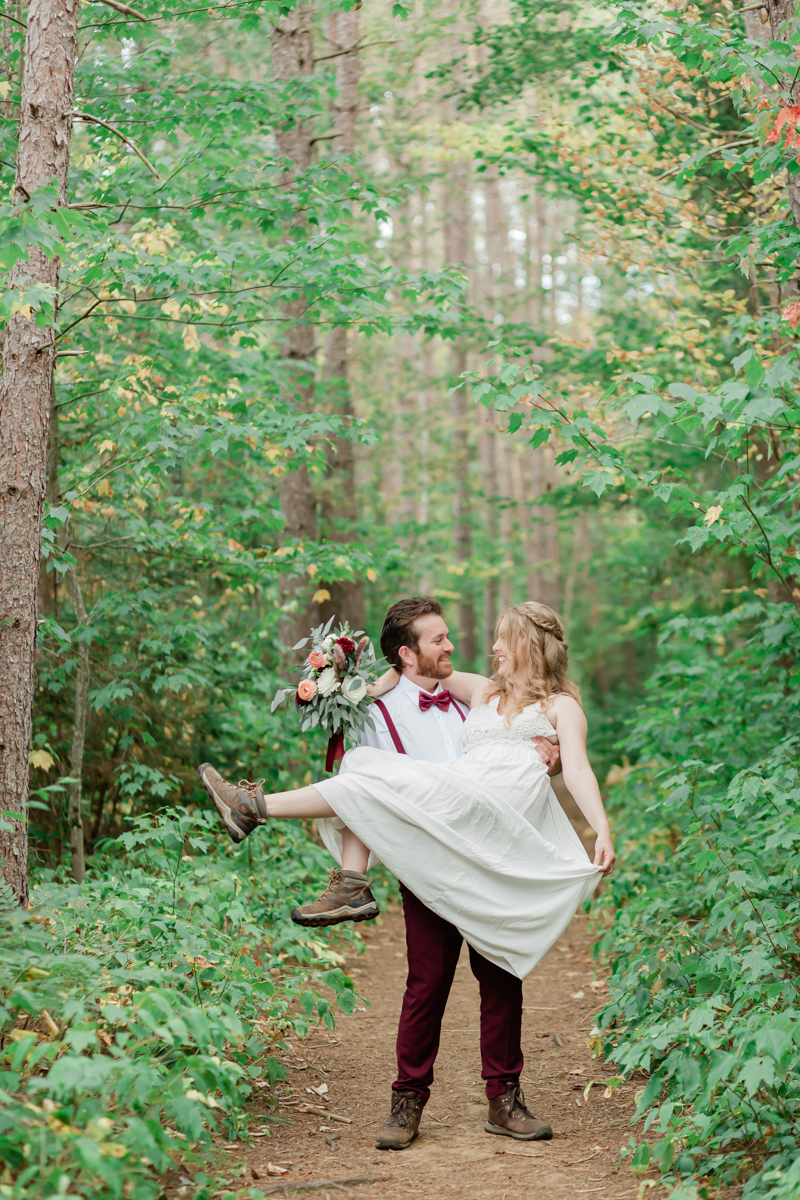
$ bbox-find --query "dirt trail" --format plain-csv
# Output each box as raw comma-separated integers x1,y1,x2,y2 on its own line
237,790,650,1200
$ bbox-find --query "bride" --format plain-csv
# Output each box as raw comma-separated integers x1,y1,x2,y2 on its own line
200,601,615,981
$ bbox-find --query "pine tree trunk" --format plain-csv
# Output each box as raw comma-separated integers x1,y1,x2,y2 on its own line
0,0,80,906
319,8,364,631
271,6,320,653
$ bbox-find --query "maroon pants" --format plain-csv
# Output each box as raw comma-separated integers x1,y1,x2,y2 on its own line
392,884,524,1103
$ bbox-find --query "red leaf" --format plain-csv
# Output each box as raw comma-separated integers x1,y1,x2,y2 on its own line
782,299,800,331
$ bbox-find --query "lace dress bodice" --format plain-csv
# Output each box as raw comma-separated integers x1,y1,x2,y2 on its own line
463,694,556,753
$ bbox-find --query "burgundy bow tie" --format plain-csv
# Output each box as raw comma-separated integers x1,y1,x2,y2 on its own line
419,690,452,712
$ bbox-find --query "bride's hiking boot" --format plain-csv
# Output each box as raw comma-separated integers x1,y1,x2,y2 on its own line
291,869,379,928
199,763,267,844
374,1089,424,1150
485,1082,553,1141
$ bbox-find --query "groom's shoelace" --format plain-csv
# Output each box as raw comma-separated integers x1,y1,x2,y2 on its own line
237,777,265,796
506,1084,531,1117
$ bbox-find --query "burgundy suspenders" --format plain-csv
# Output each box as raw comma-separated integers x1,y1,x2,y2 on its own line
373,694,467,756
373,699,407,754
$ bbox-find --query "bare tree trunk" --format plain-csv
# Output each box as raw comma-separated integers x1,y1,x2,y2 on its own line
445,161,477,664
0,0,80,906
480,406,499,666
65,568,87,882
47,391,86,881
526,446,560,610
272,7,320,653
319,7,364,631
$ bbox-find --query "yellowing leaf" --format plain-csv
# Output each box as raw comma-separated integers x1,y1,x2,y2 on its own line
182,325,201,352
118,299,136,315
30,750,54,771
366,569,377,582
312,589,331,603
0,81,11,100
160,298,182,320
307,564,318,577
227,538,245,552
97,440,117,455
96,478,113,497
703,505,723,527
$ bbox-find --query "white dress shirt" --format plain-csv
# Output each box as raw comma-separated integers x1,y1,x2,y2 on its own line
359,672,466,762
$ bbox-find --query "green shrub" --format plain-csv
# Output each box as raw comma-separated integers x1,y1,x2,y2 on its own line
594,603,800,1198
0,808,378,1200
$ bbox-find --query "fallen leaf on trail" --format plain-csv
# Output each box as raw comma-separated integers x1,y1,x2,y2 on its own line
267,1163,289,1176
571,990,585,999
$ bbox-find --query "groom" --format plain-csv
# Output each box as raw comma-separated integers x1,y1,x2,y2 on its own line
366,597,559,1151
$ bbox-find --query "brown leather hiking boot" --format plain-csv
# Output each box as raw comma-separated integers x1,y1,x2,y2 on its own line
291,869,379,927
199,763,268,844
374,1090,424,1150
485,1082,553,1141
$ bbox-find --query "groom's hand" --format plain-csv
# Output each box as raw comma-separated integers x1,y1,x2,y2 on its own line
533,735,562,777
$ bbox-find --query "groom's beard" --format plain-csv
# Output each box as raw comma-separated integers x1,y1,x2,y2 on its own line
416,649,453,680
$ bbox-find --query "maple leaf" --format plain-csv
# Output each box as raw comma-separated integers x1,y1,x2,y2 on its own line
783,299,800,331
766,105,800,159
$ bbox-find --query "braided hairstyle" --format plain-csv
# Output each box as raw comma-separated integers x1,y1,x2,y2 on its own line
485,601,580,720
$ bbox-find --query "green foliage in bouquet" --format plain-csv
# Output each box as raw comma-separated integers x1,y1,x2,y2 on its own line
271,617,383,750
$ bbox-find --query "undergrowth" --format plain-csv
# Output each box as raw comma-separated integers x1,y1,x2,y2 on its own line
593,602,800,1200
0,808,393,1200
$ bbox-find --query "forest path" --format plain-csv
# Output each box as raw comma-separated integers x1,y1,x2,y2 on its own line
240,903,653,1198
235,789,651,1199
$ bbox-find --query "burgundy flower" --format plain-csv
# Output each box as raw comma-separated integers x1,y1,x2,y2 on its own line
336,636,356,656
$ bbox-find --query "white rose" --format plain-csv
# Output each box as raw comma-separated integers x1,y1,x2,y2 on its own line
342,675,367,704
322,635,335,650
317,666,340,697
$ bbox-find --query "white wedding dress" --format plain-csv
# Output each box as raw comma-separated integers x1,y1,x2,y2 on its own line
314,695,602,980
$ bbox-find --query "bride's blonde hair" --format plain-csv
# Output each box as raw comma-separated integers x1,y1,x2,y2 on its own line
486,601,580,719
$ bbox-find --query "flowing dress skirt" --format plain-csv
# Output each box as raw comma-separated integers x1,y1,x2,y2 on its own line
314,744,601,980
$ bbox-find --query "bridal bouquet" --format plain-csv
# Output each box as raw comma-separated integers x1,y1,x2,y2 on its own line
271,616,381,770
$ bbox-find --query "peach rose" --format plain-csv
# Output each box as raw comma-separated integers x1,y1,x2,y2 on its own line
308,651,326,669
297,679,317,702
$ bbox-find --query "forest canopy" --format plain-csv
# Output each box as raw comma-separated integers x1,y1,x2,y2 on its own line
0,0,798,1198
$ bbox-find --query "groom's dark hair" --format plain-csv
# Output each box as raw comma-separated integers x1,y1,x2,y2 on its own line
381,596,444,670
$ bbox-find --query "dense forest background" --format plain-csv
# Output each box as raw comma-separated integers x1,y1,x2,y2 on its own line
1,0,800,1198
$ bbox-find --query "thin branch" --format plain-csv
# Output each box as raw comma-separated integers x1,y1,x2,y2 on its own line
0,10,26,27
79,0,256,29
94,0,147,20
314,38,396,63
73,111,160,178
739,494,800,613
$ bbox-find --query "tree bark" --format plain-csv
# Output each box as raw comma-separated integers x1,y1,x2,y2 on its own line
445,162,477,665
319,7,364,632
0,0,80,906
65,566,87,883
271,7,320,654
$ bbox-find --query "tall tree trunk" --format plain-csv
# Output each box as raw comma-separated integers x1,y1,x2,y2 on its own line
271,7,320,654
47,391,86,881
319,7,364,631
65,567,87,882
0,0,80,907
526,446,560,610
445,161,477,664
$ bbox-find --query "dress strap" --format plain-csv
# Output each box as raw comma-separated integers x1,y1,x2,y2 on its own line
373,699,407,755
